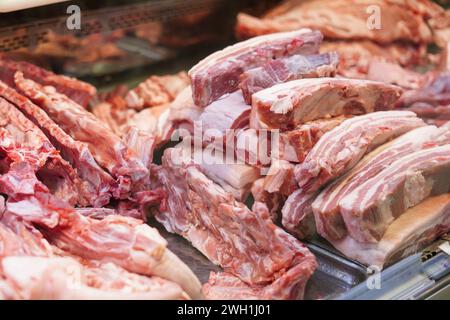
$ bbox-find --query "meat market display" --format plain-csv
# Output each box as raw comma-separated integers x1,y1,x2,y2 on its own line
0,0,449,301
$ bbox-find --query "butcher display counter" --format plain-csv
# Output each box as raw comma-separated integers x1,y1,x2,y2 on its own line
0,0,450,300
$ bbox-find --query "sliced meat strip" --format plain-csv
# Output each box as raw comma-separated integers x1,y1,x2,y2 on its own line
0,80,114,207
251,78,402,130
295,111,425,193
189,29,323,107
340,144,450,243
281,189,318,239
240,51,339,104
14,72,149,199
312,125,450,240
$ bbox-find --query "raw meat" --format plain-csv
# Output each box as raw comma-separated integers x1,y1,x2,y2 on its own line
240,51,339,103
339,144,450,243
281,189,318,239
397,72,450,107
280,116,350,162
295,111,425,193
235,0,434,44
367,60,425,89
0,97,80,206
251,178,286,219
189,29,323,107
251,78,402,130
312,125,450,240
320,40,426,78
14,72,149,199
168,86,202,130
0,80,115,207
154,147,316,299
42,212,202,299
199,91,251,145
0,58,96,107
329,194,450,267
404,103,450,121
125,72,190,110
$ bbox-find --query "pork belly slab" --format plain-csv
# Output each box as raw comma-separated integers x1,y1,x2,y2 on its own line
329,194,450,268
340,144,450,243
14,72,149,199
240,51,339,104
154,147,316,300
0,80,115,207
189,29,323,107
0,58,96,107
295,111,425,193
236,0,436,44
313,125,450,241
251,78,403,130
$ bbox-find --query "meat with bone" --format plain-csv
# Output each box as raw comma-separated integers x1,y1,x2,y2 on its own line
0,58,96,107
189,29,323,107
251,78,403,130
0,256,188,300
154,147,316,299
328,194,450,267
169,86,202,129
339,144,450,243
0,213,188,300
41,212,202,299
312,125,450,241
0,130,73,228
251,178,286,220
198,91,251,146
0,97,80,206
295,111,425,193
14,72,149,199
235,0,434,44
239,51,339,104
280,116,350,163
0,80,115,207
125,72,190,110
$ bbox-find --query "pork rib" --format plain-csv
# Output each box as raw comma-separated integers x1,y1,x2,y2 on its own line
0,80,115,207
0,97,80,206
313,125,450,241
14,72,149,199
339,144,450,243
154,147,316,299
251,78,402,130
240,51,339,104
189,29,323,107
295,111,425,193
0,58,96,107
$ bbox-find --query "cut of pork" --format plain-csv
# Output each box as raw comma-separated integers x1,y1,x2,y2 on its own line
168,86,202,133
404,103,450,121
0,58,96,107
295,111,425,193
198,91,251,146
281,189,318,239
154,147,316,299
42,212,202,299
240,51,339,104
235,0,434,44
0,97,80,206
0,80,115,207
189,29,323,107
251,78,402,130
339,144,450,243
280,116,350,163
329,194,450,267
14,72,149,199
312,125,450,241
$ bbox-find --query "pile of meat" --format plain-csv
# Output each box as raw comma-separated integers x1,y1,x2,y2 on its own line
0,58,201,300
236,0,449,78
1,2,450,300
